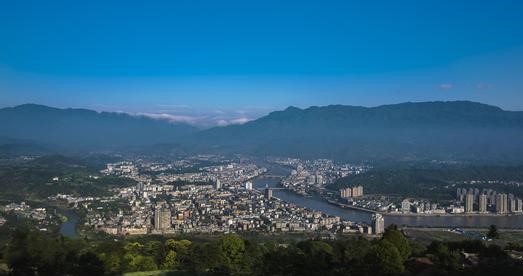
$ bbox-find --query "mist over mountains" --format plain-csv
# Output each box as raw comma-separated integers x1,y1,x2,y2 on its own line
1,101,523,161
0,104,197,151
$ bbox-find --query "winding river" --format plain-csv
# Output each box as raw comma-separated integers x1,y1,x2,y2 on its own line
58,209,80,238
253,163,523,229
56,163,523,234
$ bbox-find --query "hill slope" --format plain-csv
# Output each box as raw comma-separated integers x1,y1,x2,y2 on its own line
3,101,523,161
193,101,523,161
0,104,197,150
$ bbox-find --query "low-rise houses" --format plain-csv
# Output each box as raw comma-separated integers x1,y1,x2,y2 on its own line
74,159,369,236
1,202,58,231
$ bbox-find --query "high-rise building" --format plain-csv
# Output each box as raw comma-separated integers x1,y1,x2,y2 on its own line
215,179,221,190
509,198,517,213
264,185,273,200
154,208,171,230
340,186,363,198
456,188,464,202
136,182,144,193
465,193,474,213
516,198,523,213
503,193,508,213
316,175,323,185
352,186,364,197
496,193,508,214
401,199,411,212
479,194,487,213
490,191,497,205
340,187,352,198
474,188,480,199
496,194,503,214
372,213,385,234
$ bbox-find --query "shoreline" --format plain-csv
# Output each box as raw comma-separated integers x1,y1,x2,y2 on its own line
324,199,377,214
323,195,523,218
57,208,80,238
260,163,523,229
384,212,523,217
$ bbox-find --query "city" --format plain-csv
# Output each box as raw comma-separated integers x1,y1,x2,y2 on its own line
2,1,523,275
37,157,385,236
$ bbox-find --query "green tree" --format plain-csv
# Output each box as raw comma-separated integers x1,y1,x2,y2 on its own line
218,234,246,274
428,242,460,270
72,252,105,276
409,241,427,257
123,242,144,255
98,253,122,274
162,250,178,270
365,240,405,275
165,239,191,265
123,254,158,272
136,256,158,272
187,242,223,273
6,228,35,276
144,240,163,265
487,224,499,239
334,238,372,275
382,224,411,262
260,245,301,276
296,240,334,275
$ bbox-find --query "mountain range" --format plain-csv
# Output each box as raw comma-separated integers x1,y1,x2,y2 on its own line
0,104,197,152
1,101,523,161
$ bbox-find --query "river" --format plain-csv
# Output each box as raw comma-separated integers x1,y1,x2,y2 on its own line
58,209,80,238
253,163,523,229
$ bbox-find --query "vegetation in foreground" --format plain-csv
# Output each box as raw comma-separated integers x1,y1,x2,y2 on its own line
1,225,523,276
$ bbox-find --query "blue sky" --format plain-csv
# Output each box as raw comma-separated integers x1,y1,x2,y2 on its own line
1,0,523,125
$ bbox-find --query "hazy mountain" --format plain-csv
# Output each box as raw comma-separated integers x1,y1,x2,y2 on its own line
2,101,523,161
0,104,197,150
193,101,523,161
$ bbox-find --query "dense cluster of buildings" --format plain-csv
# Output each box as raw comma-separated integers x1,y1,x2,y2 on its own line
102,159,267,189
0,202,58,231
390,188,523,215
457,188,523,214
398,199,446,214
85,181,369,235
277,158,368,196
66,159,380,236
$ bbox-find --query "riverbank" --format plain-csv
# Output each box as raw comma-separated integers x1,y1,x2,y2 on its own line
385,212,523,217
325,199,377,214
255,162,523,229
57,208,80,238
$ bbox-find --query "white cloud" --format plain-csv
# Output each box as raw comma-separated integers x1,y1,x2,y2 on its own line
135,112,252,127
229,117,250,124
136,113,200,125
439,83,454,90
215,117,251,126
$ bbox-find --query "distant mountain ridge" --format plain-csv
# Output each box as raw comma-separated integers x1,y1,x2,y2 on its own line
191,101,523,161
2,101,523,161
0,103,197,150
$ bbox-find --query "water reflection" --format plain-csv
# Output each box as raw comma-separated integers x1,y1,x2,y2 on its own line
254,163,523,228
58,209,79,238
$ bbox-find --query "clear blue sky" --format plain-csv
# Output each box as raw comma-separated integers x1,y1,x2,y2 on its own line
1,0,523,125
